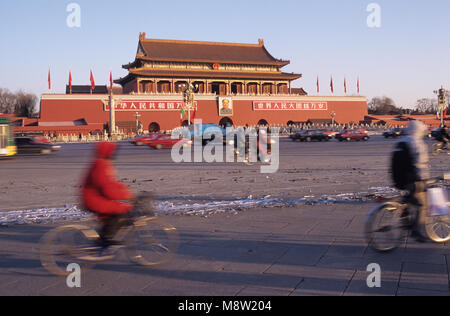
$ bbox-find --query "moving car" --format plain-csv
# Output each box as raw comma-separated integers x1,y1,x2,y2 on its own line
318,129,338,139
336,129,370,142
291,130,329,142
383,128,405,138
148,134,192,150
31,135,52,144
15,137,61,155
0,115,17,158
131,133,164,146
290,130,306,142
188,123,231,146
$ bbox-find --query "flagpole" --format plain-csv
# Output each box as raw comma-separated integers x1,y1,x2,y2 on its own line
357,77,360,96
48,67,51,92
344,77,347,95
110,70,113,91
317,76,320,96
90,69,95,95
330,76,334,95
69,69,72,94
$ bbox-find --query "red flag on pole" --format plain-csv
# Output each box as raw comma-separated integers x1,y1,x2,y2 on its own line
90,69,95,92
316,76,320,94
330,76,334,94
69,70,73,94
48,69,51,90
110,71,113,90
344,77,347,94
357,77,360,94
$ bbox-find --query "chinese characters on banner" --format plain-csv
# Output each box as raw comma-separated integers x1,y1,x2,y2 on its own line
253,101,328,111
104,101,197,112
104,100,326,112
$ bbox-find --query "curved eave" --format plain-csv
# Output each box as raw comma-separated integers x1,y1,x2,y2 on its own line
260,45,291,67
122,59,142,70
114,73,136,85
135,55,290,67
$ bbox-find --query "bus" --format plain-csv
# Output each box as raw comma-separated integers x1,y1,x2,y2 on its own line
0,114,17,158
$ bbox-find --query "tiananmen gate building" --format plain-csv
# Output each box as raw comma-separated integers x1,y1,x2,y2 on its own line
15,33,368,135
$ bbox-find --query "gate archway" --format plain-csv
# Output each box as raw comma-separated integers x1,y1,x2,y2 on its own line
219,117,234,128
257,119,269,127
148,122,161,133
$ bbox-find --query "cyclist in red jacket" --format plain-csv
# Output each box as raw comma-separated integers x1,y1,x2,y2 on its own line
82,142,135,248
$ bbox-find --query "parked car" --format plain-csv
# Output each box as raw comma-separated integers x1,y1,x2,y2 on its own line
291,130,329,142
383,128,405,138
336,129,370,142
131,133,164,146
15,137,61,155
148,134,192,150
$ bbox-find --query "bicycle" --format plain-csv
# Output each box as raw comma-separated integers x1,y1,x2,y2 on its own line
365,175,450,252
40,193,178,276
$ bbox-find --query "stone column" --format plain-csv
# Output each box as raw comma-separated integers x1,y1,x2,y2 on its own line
109,93,116,136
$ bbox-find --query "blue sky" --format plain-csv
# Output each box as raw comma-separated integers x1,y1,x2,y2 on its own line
0,0,449,108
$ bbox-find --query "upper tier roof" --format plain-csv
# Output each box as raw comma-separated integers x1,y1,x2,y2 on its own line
129,33,290,66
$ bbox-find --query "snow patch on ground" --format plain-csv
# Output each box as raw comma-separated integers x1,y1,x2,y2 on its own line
0,187,400,226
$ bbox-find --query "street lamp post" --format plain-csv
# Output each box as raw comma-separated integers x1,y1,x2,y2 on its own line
330,111,336,126
433,86,449,127
183,83,197,125
108,90,121,139
135,112,142,135
109,92,115,136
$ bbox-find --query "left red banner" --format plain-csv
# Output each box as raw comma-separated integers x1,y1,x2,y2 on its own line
104,101,197,112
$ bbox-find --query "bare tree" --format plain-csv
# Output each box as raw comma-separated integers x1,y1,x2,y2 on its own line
0,88,38,117
368,96,403,115
415,98,438,114
15,92,38,117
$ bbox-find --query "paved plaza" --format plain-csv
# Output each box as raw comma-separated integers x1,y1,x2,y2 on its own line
0,137,449,296
0,204,449,296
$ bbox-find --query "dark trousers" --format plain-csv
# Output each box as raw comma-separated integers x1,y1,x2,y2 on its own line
99,214,130,246
406,181,427,235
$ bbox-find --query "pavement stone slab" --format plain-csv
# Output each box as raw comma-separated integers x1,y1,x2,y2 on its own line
399,262,449,293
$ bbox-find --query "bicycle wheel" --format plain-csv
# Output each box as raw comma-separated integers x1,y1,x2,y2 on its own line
365,203,405,252
425,212,450,243
126,217,178,267
40,225,98,276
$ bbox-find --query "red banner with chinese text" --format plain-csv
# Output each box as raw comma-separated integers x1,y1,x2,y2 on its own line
253,101,328,111
104,101,197,112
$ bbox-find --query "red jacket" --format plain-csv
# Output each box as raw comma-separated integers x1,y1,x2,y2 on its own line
82,142,133,217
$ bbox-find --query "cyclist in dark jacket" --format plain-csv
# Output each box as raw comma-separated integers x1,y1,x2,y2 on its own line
435,126,449,149
401,121,430,242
